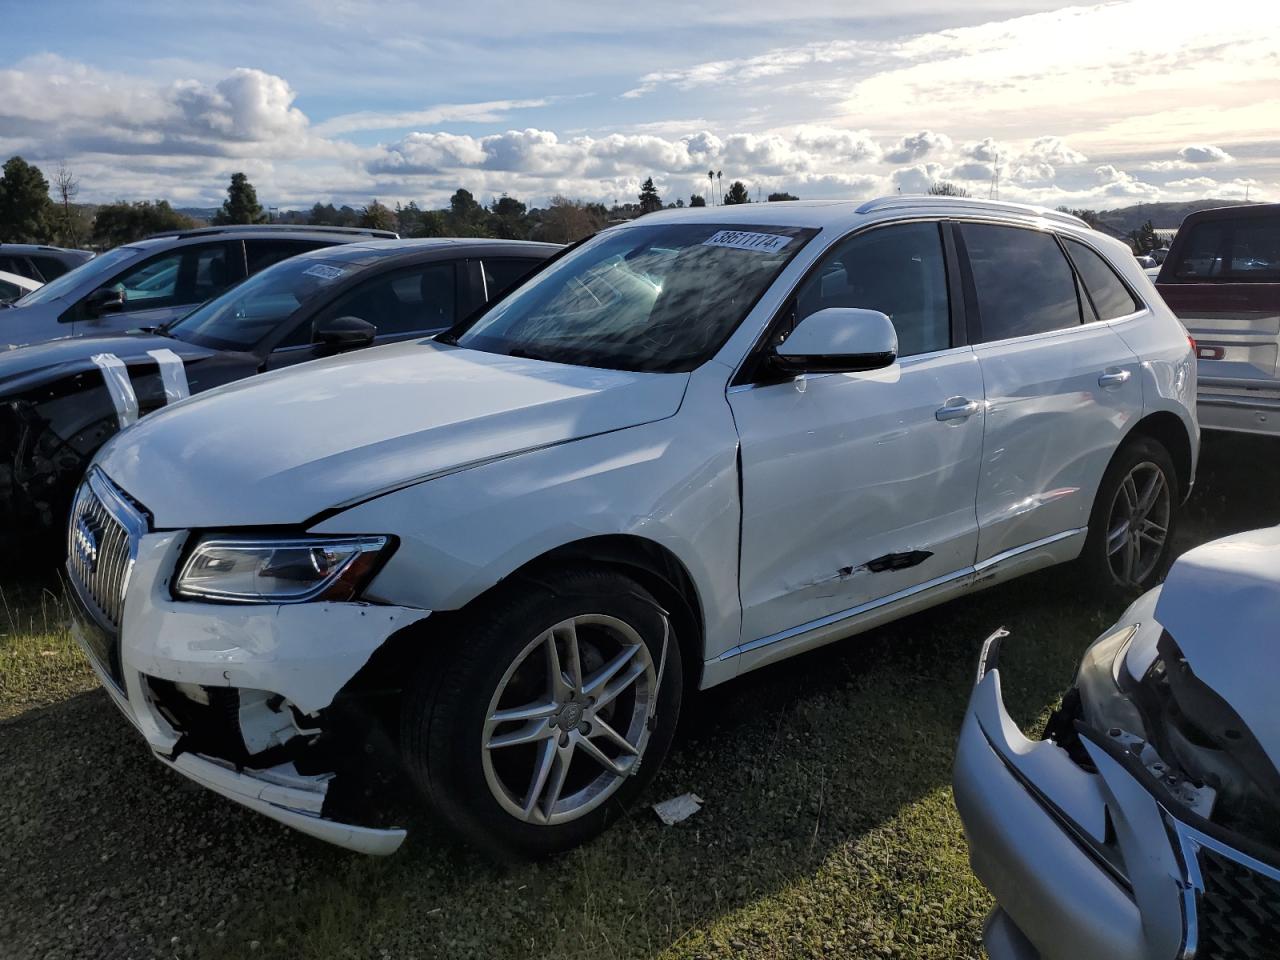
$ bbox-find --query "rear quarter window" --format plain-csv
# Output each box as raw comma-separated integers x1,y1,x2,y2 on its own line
1063,238,1142,320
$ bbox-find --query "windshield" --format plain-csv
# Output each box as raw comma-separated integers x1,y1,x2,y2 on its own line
167,256,353,350
18,246,139,305
453,222,816,372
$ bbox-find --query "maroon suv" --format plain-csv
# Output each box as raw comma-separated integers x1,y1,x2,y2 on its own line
1156,203,1280,436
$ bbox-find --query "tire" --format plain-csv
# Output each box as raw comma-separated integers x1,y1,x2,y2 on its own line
1079,435,1179,592
401,566,683,859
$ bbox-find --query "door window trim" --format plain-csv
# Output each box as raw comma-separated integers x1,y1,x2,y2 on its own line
731,217,969,387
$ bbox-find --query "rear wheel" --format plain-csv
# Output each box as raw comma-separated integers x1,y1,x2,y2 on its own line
401,567,683,858
1080,436,1178,591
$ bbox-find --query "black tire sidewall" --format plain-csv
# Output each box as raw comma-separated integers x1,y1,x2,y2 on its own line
403,567,683,859
1081,435,1179,591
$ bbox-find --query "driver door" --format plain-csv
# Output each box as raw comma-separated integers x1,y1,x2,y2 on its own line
728,221,986,649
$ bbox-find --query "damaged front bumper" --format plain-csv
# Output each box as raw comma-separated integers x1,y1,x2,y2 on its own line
71,530,430,856
954,629,1192,960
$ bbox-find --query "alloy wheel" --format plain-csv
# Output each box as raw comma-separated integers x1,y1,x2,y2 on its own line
1105,460,1172,586
481,614,657,826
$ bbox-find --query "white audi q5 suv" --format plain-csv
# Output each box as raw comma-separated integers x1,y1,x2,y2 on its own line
67,197,1198,856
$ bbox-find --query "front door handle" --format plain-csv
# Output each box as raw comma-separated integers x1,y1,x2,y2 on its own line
1099,369,1132,388
936,397,982,422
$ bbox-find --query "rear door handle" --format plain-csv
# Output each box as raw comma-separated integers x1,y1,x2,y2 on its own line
936,397,982,422
1099,369,1132,388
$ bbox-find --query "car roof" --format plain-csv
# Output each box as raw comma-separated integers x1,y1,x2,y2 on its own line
0,243,93,256
621,195,1091,233
1178,202,1280,226
290,237,562,269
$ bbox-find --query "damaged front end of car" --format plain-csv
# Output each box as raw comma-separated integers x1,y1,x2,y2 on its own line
955,587,1280,960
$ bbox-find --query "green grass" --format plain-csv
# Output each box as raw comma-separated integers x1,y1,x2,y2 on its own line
0,579,94,721
4,432,1279,960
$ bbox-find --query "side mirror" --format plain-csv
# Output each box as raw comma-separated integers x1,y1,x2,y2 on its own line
770,307,897,376
85,287,125,318
313,315,376,352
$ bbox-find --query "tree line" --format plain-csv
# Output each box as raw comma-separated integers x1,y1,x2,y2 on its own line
0,156,800,250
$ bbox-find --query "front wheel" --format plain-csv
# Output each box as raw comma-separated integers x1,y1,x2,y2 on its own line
401,567,683,858
1079,435,1179,591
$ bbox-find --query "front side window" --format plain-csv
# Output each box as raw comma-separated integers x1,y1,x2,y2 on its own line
103,242,236,313
793,222,951,357
0,277,24,302
482,258,541,300
311,262,458,339
168,256,351,350
453,223,816,372
1172,217,1280,282
961,223,1081,341
1063,238,1142,320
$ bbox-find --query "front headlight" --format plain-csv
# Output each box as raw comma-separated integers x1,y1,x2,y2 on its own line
1076,622,1147,738
174,535,390,603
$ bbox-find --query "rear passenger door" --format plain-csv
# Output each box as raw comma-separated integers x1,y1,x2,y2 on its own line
956,222,1143,564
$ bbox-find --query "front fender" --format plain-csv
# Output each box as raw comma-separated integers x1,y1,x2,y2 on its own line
310,369,744,672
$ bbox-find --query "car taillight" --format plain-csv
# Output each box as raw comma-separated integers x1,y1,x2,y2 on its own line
1188,335,1197,353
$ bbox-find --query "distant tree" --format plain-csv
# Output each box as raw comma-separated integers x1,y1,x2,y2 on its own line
445,188,490,236
707,171,715,205
0,156,54,242
538,196,605,243
309,202,338,226
51,162,82,246
716,170,723,204
335,204,360,227
91,200,195,247
1128,219,1158,254
767,192,799,202
414,209,448,237
638,177,663,215
359,199,397,232
489,195,529,239
675,198,685,208
211,172,268,225
1057,205,1100,228
723,180,751,205
393,201,422,236
689,194,707,207
927,181,970,197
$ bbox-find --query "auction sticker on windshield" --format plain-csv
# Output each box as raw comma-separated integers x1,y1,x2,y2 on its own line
702,230,793,254
302,263,346,281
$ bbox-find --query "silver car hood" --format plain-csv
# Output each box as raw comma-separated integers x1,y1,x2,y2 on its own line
1153,527,1280,770
95,340,689,528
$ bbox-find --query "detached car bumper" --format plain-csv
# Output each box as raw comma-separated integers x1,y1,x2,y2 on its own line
952,633,1188,960
70,529,431,855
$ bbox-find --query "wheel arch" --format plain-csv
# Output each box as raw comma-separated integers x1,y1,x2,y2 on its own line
1125,410,1194,501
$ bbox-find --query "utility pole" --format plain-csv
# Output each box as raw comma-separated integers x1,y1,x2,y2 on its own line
989,152,1000,201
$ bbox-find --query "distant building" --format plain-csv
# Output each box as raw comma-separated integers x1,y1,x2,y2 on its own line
1153,228,1179,246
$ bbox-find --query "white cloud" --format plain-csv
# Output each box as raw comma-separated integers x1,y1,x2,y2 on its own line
884,130,952,164
314,98,551,136
1178,143,1233,164
890,163,946,194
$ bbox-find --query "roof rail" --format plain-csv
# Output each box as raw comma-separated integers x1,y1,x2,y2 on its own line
855,196,1089,228
145,224,400,240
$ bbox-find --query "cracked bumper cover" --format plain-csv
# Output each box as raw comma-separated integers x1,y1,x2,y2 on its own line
952,636,1189,960
74,530,431,855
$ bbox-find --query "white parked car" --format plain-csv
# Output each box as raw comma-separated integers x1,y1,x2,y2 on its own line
954,527,1280,959
68,197,1197,856
0,268,41,303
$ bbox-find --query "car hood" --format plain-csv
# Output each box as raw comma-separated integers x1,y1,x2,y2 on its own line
0,332,216,395
96,340,690,528
1153,527,1280,770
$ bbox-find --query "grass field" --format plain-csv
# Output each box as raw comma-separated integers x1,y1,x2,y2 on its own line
2,432,1277,960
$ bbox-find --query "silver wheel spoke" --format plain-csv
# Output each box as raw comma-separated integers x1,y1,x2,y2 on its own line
576,734,629,776
593,657,648,712
491,699,558,725
1107,521,1130,556
589,715,639,757
582,643,642,699
487,717,555,750
555,620,584,695
1135,471,1164,519
540,748,573,819
543,629,572,701
522,738,558,820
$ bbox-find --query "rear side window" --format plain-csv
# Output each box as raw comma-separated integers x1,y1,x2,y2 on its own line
1063,239,1142,320
1172,217,1280,281
960,223,1080,341
793,221,951,357
30,255,70,281
246,239,328,274
482,258,541,300
0,255,37,280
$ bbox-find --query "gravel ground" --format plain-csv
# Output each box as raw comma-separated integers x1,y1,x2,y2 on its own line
2,432,1276,960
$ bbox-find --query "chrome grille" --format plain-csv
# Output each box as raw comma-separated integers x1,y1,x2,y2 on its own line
66,470,143,630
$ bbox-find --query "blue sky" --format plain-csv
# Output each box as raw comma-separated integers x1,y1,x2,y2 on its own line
2,0,1276,210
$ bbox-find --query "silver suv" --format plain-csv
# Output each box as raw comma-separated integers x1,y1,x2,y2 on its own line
0,225,396,349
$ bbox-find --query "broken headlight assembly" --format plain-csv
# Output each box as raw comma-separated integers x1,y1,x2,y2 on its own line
174,535,391,603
